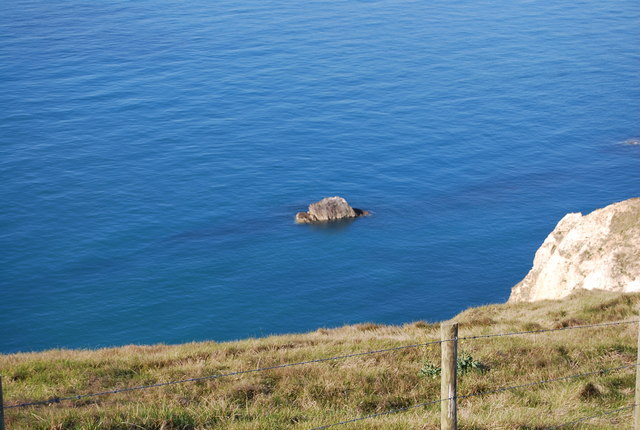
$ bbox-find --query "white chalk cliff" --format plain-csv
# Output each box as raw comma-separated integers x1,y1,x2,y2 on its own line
509,198,640,302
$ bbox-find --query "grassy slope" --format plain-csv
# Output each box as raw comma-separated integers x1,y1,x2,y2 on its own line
1,290,639,430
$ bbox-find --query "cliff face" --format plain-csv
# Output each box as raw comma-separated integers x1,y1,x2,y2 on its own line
509,198,640,302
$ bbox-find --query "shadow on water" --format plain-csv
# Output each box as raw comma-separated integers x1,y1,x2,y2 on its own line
165,205,369,245
305,218,358,233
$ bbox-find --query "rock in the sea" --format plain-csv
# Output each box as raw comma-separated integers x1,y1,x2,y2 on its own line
295,196,369,224
509,198,640,302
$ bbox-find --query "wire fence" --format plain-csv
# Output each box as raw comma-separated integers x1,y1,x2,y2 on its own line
310,363,638,430
541,404,636,429
1,318,638,429
3,339,448,410
458,319,638,341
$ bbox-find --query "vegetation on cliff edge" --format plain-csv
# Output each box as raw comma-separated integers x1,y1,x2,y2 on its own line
1,290,639,429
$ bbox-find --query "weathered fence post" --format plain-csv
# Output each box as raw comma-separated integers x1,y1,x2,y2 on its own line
1,375,5,430
635,318,640,430
441,322,458,430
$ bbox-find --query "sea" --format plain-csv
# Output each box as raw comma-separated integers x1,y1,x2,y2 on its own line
1,0,639,354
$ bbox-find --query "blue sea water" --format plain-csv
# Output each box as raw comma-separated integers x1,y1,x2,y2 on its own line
1,0,639,353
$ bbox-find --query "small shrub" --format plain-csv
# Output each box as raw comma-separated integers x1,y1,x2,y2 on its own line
418,353,488,379
457,353,489,374
418,362,441,379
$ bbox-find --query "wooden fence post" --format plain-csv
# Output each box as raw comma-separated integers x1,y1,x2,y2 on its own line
441,323,458,430
1,375,4,430
635,318,640,430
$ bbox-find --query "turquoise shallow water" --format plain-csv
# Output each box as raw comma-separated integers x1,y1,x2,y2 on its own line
1,0,639,353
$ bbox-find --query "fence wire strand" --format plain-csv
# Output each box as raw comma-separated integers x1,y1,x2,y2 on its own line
3,339,445,409
541,404,635,429
3,318,637,417
459,319,638,342
458,364,637,400
310,363,637,429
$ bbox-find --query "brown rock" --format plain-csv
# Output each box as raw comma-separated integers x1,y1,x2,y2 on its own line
295,212,317,223
295,196,369,224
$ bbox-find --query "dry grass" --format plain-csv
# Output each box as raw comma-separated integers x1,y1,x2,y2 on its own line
1,290,639,429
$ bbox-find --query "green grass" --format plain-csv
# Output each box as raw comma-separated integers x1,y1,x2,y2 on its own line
1,290,639,429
